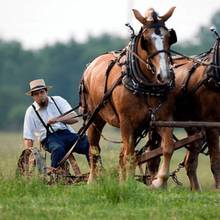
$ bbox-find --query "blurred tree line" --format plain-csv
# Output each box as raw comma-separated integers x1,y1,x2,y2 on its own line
1,10,220,131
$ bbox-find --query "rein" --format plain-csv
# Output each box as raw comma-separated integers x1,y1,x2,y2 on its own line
171,49,220,69
147,49,172,60
51,104,81,122
59,74,124,166
172,37,220,98
126,46,148,67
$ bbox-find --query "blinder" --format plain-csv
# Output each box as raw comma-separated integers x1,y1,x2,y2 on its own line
140,27,177,51
141,35,148,51
168,28,177,46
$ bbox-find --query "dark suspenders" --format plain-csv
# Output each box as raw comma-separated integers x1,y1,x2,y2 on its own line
32,104,53,136
32,96,65,140
50,96,67,128
50,96,62,115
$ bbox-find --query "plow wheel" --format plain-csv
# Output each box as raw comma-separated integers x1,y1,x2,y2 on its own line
17,147,47,177
17,148,88,185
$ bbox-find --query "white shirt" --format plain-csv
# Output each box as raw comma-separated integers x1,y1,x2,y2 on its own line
23,96,75,141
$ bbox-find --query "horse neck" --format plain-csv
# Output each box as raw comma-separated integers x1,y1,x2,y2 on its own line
174,59,204,97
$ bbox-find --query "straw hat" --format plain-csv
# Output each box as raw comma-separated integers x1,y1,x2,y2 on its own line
25,79,52,95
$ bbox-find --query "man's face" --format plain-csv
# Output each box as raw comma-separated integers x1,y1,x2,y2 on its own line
32,89,48,107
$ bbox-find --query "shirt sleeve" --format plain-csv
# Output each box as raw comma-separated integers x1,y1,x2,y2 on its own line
54,96,75,114
23,106,36,141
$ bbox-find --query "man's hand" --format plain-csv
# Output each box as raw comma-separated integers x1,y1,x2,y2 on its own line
47,113,79,125
47,117,56,124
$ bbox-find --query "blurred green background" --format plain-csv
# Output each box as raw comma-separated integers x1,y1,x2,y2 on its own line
1,10,220,132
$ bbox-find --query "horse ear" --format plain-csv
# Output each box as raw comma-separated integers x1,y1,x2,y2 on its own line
160,7,176,23
132,9,148,26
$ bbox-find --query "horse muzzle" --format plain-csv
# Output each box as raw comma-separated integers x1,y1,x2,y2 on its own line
157,71,171,84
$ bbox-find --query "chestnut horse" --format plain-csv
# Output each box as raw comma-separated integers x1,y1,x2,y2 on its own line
173,36,220,190
147,30,220,190
79,7,177,188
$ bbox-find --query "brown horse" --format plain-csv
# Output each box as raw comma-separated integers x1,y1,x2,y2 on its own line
173,39,220,190
147,31,220,190
79,7,177,188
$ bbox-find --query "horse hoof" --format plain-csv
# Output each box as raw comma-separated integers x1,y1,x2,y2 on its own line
87,176,93,184
149,184,156,190
151,177,168,189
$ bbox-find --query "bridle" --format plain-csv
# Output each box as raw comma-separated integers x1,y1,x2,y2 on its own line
140,22,177,69
123,22,176,91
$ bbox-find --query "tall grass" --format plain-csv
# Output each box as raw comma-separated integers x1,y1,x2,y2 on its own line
0,130,219,220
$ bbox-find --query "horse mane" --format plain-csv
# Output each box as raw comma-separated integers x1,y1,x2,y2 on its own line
144,8,161,22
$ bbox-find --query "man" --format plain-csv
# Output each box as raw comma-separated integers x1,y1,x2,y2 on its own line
23,79,90,168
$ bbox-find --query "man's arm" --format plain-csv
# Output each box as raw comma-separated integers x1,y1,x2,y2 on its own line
24,139,34,148
47,112,79,125
23,106,36,145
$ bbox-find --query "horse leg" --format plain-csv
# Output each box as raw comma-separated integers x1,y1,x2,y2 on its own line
184,144,202,190
183,129,202,190
120,126,136,181
206,129,220,190
184,148,201,190
87,117,106,184
146,131,161,184
151,127,175,189
119,147,126,181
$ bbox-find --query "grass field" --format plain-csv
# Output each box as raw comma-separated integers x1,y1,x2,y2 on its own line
0,127,219,220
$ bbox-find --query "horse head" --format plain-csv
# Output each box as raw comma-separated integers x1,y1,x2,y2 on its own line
132,7,176,85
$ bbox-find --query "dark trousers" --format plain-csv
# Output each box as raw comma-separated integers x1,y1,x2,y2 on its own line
41,129,90,168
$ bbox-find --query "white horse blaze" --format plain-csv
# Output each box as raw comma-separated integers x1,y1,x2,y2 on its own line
152,30,168,81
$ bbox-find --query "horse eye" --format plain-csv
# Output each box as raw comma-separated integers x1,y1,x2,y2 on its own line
141,37,150,51
144,38,150,44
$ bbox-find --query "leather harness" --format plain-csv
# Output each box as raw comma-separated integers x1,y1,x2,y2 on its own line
79,23,176,147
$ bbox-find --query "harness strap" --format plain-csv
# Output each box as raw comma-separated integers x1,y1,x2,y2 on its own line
78,80,90,135
134,84,151,109
143,22,166,29
82,74,123,136
127,46,148,67
104,59,120,123
104,60,117,93
213,39,220,77
170,49,220,68
147,49,171,59
185,76,208,99
50,104,80,121
59,74,124,165
181,63,200,96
